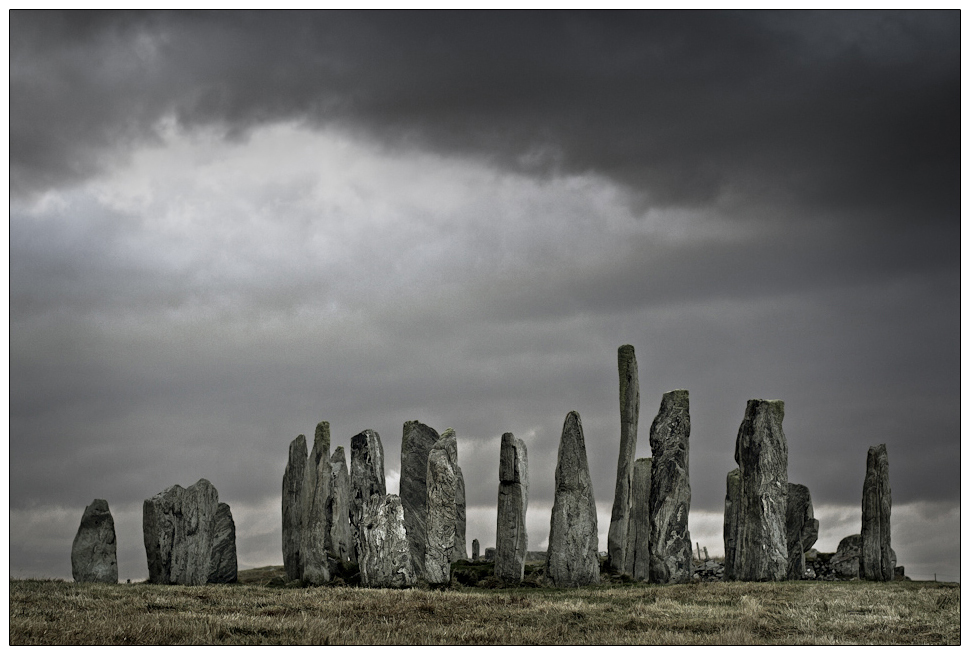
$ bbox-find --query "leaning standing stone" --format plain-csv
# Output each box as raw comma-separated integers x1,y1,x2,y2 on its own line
71,499,118,583
722,468,741,581
400,420,440,577
861,444,893,581
301,421,332,585
786,483,819,580
495,432,529,583
733,399,788,582
282,434,307,580
648,389,692,584
608,344,640,575
350,429,386,559
143,479,220,585
625,458,651,581
208,502,238,584
328,446,355,563
546,411,599,587
358,494,417,588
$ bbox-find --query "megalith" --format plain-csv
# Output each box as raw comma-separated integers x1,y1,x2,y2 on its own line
648,389,692,584
861,443,893,581
358,494,417,588
722,468,741,581
455,467,468,562
328,446,354,563
208,502,238,584
733,399,788,582
608,344,640,575
495,432,529,583
425,429,460,584
71,499,118,583
831,534,862,578
625,457,651,581
786,483,819,580
143,478,220,585
350,429,386,559
400,420,439,577
472,538,480,561
282,434,307,580
301,421,332,584
546,411,599,587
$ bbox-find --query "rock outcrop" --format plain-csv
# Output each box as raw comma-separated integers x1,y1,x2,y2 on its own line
722,468,741,581
861,444,893,581
625,457,651,581
143,479,222,585
495,432,529,583
786,483,819,580
328,446,354,563
608,344,640,575
732,399,788,582
358,494,416,588
425,429,460,584
301,421,332,585
350,429,386,560
648,389,692,584
208,502,237,584
400,420,439,578
71,499,118,583
546,411,599,587
282,434,307,580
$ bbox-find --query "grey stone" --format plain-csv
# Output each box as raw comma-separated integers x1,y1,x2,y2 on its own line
143,479,220,585
328,446,355,563
786,483,819,580
282,434,307,580
733,399,788,582
472,538,480,561
71,499,118,583
455,467,468,561
208,502,237,584
300,421,332,585
608,344,640,575
484,547,495,561
546,411,599,587
350,429,386,562
831,534,862,578
625,457,651,581
425,429,459,584
495,432,529,582
648,390,693,584
722,468,741,581
861,443,893,581
400,420,439,577
358,494,416,588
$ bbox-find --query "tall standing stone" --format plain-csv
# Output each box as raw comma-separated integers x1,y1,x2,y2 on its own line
400,420,439,578
861,443,893,581
495,432,529,583
454,467,468,561
608,344,640,575
546,411,599,587
282,434,307,580
301,421,332,584
786,483,819,580
143,479,220,585
472,538,480,561
328,446,354,563
625,458,651,581
425,430,459,584
350,429,386,561
733,399,788,582
722,468,741,581
71,499,118,583
648,389,692,584
208,502,237,584
358,494,417,588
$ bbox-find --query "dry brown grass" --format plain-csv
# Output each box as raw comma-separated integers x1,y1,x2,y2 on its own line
9,572,959,645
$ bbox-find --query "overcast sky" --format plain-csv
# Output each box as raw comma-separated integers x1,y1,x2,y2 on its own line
9,10,961,583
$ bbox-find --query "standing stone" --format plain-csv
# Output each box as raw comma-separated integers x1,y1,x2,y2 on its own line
71,499,118,583
400,420,439,577
861,444,893,581
733,399,788,582
831,534,863,578
208,502,237,584
495,432,529,583
608,344,640,575
546,411,599,587
786,483,819,580
425,429,459,584
350,429,386,561
327,446,354,563
648,389,692,584
625,458,651,581
722,468,741,581
282,434,307,580
454,467,468,561
143,479,220,585
300,421,332,584
472,539,480,561
358,494,417,588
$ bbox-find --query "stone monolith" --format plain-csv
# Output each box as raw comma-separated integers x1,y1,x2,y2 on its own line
350,429,386,559
546,411,599,587
861,444,893,581
472,539,480,561
495,432,529,582
425,430,460,584
831,533,862,578
733,399,788,582
722,468,741,581
328,446,354,563
400,420,439,577
455,468,468,561
143,479,220,585
358,494,417,588
786,483,819,580
71,499,118,583
282,434,307,580
301,421,332,584
625,457,651,581
208,502,237,584
648,389,692,584
608,344,640,575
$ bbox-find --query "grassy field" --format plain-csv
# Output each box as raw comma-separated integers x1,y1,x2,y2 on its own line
9,566,959,645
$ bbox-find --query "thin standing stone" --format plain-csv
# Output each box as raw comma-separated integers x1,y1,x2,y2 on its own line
208,502,238,584
786,483,819,580
608,344,640,575
282,434,307,580
625,457,651,581
400,420,439,578
328,446,354,563
861,444,893,581
301,421,332,584
722,468,741,581
350,429,386,562
648,389,692,584
472,538,480,561
495,432,529,583
425,430,460,584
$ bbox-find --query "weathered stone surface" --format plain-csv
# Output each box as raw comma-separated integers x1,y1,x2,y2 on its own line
546,411,599,587
358,494,416,588
282,434,307,580
454,468,468,561
484,547,496,561
300,422,332,584
495,432,529,582
208,502,237,584
608,344,640,575
472,539,480,561
350,429,386,562
786,483,819,580
831,534,862,578
722,468,741,581
733,399,788,582
400,420,439,577
71,499,118,583
425,429,459,584
328,446,354,563
648,390,692,584
143,479,219,585
861,443,893,581
625,457,651,581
